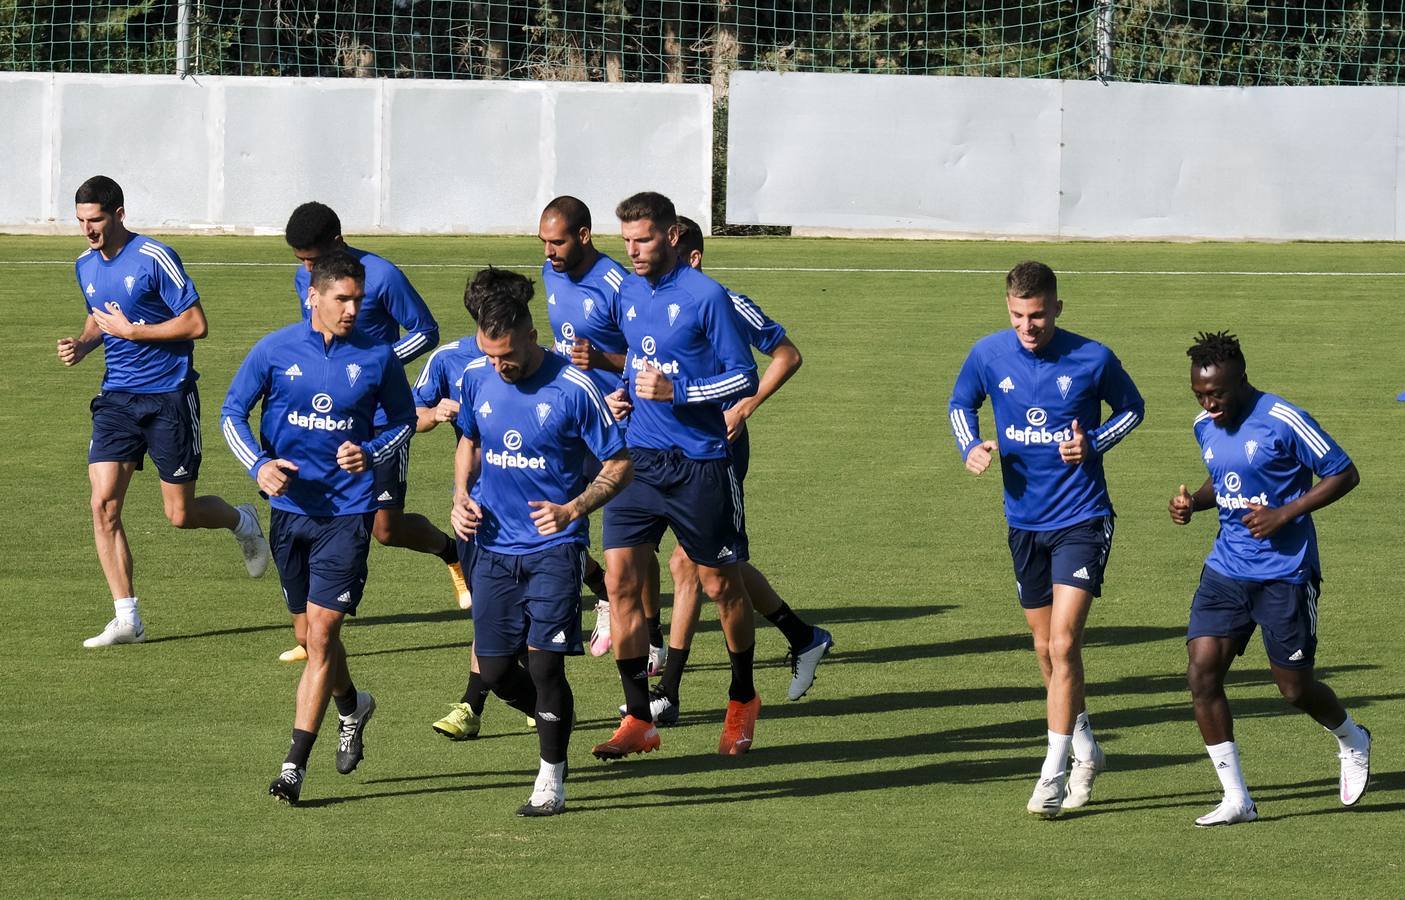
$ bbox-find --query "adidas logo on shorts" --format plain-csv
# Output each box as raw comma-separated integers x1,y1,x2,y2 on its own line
1072,566,1090,580
335,591,351,604
551,630,566,644
1288,649,1304,662
716,546,733,560
171,466,188,477
377,491,394,502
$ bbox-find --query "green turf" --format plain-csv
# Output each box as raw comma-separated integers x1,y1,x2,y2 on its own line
2,234,1402,898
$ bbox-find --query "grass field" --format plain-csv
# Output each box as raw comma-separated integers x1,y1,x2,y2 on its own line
2,233,1402,898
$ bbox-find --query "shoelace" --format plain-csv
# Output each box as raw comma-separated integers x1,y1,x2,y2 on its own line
338,716,359,751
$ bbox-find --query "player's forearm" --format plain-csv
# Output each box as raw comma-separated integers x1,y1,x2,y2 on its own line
77,314,103,347
735,340,802,419
393,327,439,363
1189,477,1216,512
220,413,270,478
594,350,626,374
133,305,208,342
949,405,982,457
674,366,758,406
1281,465,1360,519
364,423,412,467
569,454,633,519
415,407,440,433
453,436,481,496
1089,405,1144,455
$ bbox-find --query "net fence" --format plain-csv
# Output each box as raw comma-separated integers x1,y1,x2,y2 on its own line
2,2,1402,86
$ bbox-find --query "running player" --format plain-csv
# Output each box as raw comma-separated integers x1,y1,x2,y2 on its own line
1169,331,1369,826
279,203,461,663
222,251,416,804
587,191,762,758
60,175,269,648
949,261,1144,818
449,270,632,815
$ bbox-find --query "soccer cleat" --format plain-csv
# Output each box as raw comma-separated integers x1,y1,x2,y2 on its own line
335,691,376,775
1063,743,1106,809
718,695,761,755
278,645,308,663
1026,773,1067,819
589,600,612,656
234,503,272,578
269,763,304,804
448,561,472,611
1338,725,1371,806
618,687,680,727
646,643,668,678
431,702,481,741
83,617,145,648
592,715,660,761
787,627,834,701
1195,797,1258,827
516,778,566,817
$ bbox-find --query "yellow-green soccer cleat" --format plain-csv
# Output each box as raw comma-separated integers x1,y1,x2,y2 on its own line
432,703,481,741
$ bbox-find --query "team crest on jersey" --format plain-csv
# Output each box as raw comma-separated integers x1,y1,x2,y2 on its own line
285,364,303,380
1244,439,1259,463
998,376,1015,393
85,283,96,297
667,303,681,326
626,305,637,321
124,275,136,295
583,296,595,316
478,401,493,417
1057,375,1072,399
346,363,361,387
1204,446,1214,461
536,402,552,425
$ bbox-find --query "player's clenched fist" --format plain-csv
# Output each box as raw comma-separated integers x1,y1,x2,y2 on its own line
964,440,997,476
336,441,368,473
451,492,482,540
1169,483,1194,524
433,398,460,423
257,459,299,497
634,362,673,402
57,336,87,366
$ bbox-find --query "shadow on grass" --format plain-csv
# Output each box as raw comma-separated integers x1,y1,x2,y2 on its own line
144,622,287,643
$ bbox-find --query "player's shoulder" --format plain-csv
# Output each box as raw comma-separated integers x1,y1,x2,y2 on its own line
1192,409,1213,439
349,246,407,282
1055,328,1116,361
1256,391,1323,435
591,254,628,292
255,322,306,354
673,263,729,306
970,329,1017,359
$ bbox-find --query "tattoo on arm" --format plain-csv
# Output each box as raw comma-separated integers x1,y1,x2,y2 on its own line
570,455,631,518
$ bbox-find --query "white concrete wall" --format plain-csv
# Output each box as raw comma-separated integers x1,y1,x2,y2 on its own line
727,71,1405,241
1,72,712,234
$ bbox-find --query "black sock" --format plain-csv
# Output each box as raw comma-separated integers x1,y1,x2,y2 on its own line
461,669,491,716
657,644,690,703
436,535,459,565
583,562,607,598
727,643,756,703
528,652,573,765
765,601,815,652
284,728,317,768
617,656,652,721
479,655,537,717
333,683,359,717
646,614,664,647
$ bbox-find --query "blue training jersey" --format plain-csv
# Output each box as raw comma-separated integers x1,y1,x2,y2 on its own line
221,321,415,517
75,236,200,393
949,328,1144,531
586,260,758,460
412,335,486,440
1195,391,1352,583
293,246,439,363
719,287,786,413
542,255,630,397
455,352,625,555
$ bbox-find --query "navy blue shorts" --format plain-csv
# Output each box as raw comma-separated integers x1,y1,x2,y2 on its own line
372,425,409,510
602,447,748,567
1188,565,1320,669
469,543,585,656
88,384,202,483
455,534,478,575
731,427,751,483
1008,515,1115,609
269,508,375,616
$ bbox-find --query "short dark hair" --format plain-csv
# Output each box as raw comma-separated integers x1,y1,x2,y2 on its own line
1187,331,1246,371
676,215,704,259
1006,261,1057,300
285,202,342,250
310,250,365,291
469,268,534,338
615,191,676,227
543,195,592,232
75,175,124,214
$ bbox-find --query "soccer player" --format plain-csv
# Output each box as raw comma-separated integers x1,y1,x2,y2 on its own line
222,251,416,804
630,216,832,725
448,270,632,815
1169,331,1369,826
58,175,269,648
948,261,1143,818
537,195,629,656
281,202,463,654
586,191,761,758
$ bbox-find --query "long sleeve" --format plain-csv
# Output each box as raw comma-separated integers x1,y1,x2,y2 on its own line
221,340,273,479
673,291,758,406
365,352,416,465
948,348,987,460
382,267,439,363
1088,351,1144,455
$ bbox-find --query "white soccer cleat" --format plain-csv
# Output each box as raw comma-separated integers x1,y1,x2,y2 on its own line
1063,743,1106,809
589,600,611,656
83,617,145,648
1026,773,1067,819
787,627,834,701
1338,726,1371,806
234,503,271,578
516,776,566,817
1195,797,1258,827
646,643,668,677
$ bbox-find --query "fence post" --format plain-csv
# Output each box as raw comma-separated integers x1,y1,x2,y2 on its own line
1095,0,1114,82
176,1,191,76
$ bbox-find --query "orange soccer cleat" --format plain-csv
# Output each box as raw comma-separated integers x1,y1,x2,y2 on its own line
592,715,661,761
718,695,761,756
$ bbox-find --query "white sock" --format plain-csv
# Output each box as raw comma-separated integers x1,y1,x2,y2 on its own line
537,758,566,788
1206,741,1250,803
114,597,139,623
1328,713,1368,753
232,505,255,538
1041,731,1073,779
1071,711,1098,761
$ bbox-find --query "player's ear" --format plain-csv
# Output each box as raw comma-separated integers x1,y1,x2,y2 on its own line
666,222,681,246
578,227,592,246
1054,297,1064,318
687,249,703,270
115,206,126,224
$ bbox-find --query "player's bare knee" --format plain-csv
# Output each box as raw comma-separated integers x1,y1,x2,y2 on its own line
1274,675,1309,707
1048,635,1082,666
1186,662,1222,700
606,566,640,601
668,551,696,586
